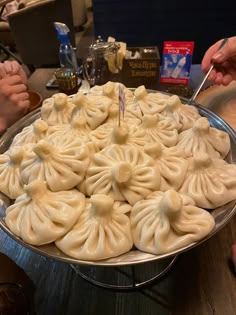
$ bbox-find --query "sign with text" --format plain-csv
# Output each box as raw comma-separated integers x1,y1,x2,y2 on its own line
160,41,194,85
122,46,160,89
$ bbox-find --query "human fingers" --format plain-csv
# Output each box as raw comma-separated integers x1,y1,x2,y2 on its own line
221,60,236,81
222,73,233,86
3,61,20,75
10,92,29,103
0,117,8,135
209,68,233,85
0,74,24,86
207,68,217,82
0,63,8,78
2,61,27,84
214,72,224,85
212,37,236,64
201,40,223,72
0,82,27,97
18,67,28,85
18,99,30,113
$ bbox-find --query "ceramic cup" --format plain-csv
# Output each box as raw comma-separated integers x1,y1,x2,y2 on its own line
27,90,43,112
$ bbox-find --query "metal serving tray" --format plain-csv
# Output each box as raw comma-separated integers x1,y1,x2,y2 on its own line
0,95,236,266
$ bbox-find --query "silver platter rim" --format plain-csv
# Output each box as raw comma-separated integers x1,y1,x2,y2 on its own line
0,91,236,267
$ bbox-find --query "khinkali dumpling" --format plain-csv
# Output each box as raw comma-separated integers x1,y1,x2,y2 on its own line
104,104,142,125
134,85,168,114
85,144,160,205
41,93,75,125
0,147,27,199
5,180,85,245
20,139,90,191
130,190,215,255
89,81,134,105
140,114,178,147
47,115,91,139
56,194,133,261
89,122,146,150
46,115,91,150
179,152,236,209
176,117,230,158
10,119,49,148
89,82,136,123
161,95,201,131
144,143,188,191
71,93,111,130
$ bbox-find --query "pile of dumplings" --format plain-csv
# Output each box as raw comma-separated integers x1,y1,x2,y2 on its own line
1,81,236,262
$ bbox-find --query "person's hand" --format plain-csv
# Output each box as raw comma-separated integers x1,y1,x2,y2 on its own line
201,36,236,85
0,61,28,85
0,75,30,134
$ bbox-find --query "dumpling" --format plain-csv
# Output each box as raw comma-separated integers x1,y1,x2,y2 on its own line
46,115,91,150
89,122,147,150
71,93,111,130
5,180,85,245
89,82,137,122
133,85,168,114
160,95,201,131
85,144,160,205
140,114,178,147
41,93,75,125
10,119,49,148
179,152,236,209
130,190,215,255
144,143,189,191
46,119,97,156
89,81,134,104
47,114,91,138
176,117,230,158
20,138,90,191
0,147,27,199
104,103,142,125
56,194,133,261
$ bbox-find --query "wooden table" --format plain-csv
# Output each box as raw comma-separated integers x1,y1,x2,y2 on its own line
27,68,59,100
0,66,235,315
26,65,210,101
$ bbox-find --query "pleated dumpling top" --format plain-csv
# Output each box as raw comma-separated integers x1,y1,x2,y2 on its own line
89,122,147,151
41,93,75,125
85,144,160,205
89,81,134,105
10,119,49,148
130,190,215,255
46,115,91,150
56,194,133,261
179,152,236,209
71,93,112,130
176,117,230,158
134,85,169,114
144,143,189,191
0,146,28,199
140,114,178,147
160,95,201,131
104,103,142,125
20,138,90,191
5,180,85,245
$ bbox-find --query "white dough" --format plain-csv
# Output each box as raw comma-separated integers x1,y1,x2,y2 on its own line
5,180,85,245
56,194,133,260
131,190,215,255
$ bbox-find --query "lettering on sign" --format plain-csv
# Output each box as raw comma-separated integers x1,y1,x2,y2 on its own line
127,61,157,70
131,70,156,77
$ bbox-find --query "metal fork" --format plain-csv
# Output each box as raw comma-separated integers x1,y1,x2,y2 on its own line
188,38,228,105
